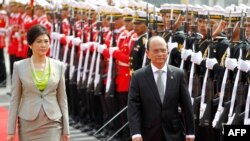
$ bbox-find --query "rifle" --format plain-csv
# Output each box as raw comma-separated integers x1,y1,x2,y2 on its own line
227,10,246,125
94,11,105,95
82,9,93,89
180,6,190,70
142,3,151,67
76,19,86,86
69,9,78,82
212,10,234,129
166,5,175,65
227,10,247,125
199,11,214,127
105,12,117,97
169,5,175,43
51,4,62,59
152,6,157,35
189,12,202,122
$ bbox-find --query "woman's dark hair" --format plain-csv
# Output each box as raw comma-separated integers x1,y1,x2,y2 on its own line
27,24,50,57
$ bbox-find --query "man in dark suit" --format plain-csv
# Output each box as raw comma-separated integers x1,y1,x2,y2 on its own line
127,36,195,141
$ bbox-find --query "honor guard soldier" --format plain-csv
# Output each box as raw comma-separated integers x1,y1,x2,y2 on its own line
109,5,137,140
24,0,52,33
154,16,165,36
61,1,70,36
241,7,250,126
20,5,33,59
198,6,229,141
223,6,249,130
8,0,22,78
98,5,127,139
186,6,208,141
129,9,148,73
0,1,7,87
160,4,187,67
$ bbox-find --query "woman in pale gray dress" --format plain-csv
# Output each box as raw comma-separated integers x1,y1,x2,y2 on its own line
7,25,70,141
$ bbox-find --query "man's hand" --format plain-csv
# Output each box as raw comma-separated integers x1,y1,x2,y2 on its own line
225,58,237,71
7,134,15,141
167,42,178,53
132,137,143,141
206,58,218,70
181,49,193,60
238,59,250,72
191,51,203,65
62,134,70,141
109,47,119,55
97,44,107,53
186,137,195,141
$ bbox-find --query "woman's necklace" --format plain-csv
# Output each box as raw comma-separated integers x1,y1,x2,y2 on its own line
31,56,48,83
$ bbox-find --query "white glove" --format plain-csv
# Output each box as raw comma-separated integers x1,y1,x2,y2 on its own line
92,43,99,50
109,47,119,55
50,32,56,39
191,51,203,65
66,35,73,43
206,58,218,70
14,32,21,39
80,43,88,51
244,119,250,125
73,37,81,46
225,58,237,71
0,28,5,35
53,33,60,40
238,59,250,72
167,42,178,53
181,49,193,60
54,33,64,40
97,44,107,53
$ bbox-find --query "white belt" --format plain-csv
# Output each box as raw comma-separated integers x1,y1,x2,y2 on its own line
118,61,129,67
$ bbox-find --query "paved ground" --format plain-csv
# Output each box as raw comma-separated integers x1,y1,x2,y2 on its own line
0,48,99,141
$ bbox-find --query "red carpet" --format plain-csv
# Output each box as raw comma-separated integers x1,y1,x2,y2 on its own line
0,106,18,141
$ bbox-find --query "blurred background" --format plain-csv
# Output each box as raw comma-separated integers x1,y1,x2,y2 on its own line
3,0,250,8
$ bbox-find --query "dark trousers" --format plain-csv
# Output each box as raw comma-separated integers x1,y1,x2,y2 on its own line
116,92,129,138
0,48,6,83
9,54,15,79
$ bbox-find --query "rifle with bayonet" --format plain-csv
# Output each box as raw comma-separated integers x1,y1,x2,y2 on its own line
189,13,202,118
226,11,247,125
94,11,105,95
212,10,234,129
180,7,190,74
152,6,157,36
105,13,117,97
166,6,176,65
199,11,215,127
82,9,93,89
141,3,152,67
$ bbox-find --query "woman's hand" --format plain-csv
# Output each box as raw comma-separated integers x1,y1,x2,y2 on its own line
7,134,15,141
62,134,70,141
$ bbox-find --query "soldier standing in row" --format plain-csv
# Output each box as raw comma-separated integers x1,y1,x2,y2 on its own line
0,2,7,87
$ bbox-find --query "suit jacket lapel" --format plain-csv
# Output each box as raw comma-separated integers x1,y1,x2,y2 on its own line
145,65,162,105
163,65,175,104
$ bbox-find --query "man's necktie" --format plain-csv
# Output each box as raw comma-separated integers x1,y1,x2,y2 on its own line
157,70,165,103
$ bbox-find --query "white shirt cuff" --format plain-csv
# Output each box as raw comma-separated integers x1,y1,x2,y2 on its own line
132,134,142,139
132,134,194,139
186,135,195,139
